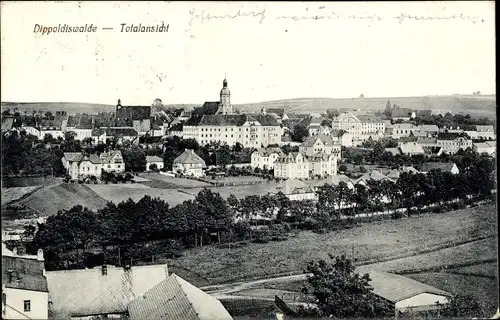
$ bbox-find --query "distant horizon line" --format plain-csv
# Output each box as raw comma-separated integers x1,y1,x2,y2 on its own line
1,93,496,107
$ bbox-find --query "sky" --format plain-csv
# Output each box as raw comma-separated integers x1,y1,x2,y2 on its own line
0,1,496,105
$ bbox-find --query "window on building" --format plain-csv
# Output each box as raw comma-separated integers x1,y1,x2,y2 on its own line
108,165,111,168
117,165,121,169
24,300,31,312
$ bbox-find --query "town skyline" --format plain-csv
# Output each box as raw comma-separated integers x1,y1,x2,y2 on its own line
1,1,495,105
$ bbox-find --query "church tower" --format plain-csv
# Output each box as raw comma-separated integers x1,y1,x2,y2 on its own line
218,76,233,115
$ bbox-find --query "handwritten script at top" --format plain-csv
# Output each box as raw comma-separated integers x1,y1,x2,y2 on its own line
188,8,484,26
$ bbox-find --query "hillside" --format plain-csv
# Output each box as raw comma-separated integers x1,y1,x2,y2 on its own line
233,95,497,118
2,95,496,118
1,102,115,114
18,183,109,216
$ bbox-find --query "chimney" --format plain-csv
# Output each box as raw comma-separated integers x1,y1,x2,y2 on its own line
12,247,17,255
164,264,169,278
102,265,107,276
37,249,44,261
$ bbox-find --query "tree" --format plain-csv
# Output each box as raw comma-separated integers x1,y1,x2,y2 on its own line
23,224,37,239
436,293,484,318
384,100,392,118
339,164,347,173
326,109,340,119
291,124,309,142
359,94,365,99
121,145,147,172
321,119,332,127
302,254,393,318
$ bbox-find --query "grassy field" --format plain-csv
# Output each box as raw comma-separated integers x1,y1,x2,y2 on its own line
5,179,281,217
451,261,498,278
195,181,281,200
364,237,497,273
1,186,41,205
205,176,267,184
18,183,109,216
139,173,212,188
166,204,496,285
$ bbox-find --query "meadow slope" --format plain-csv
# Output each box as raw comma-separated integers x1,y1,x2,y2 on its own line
19,183,109,216
166,204,497,285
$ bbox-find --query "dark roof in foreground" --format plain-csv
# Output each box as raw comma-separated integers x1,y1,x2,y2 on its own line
368,271,450,303
45,264,169,318
2,255,48,292
127,273,233,320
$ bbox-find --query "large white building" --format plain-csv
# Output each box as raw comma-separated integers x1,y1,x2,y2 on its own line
332,113,386,138
299,135,341,158
182,78,282,148
436,132,473,154
274,151,338,180
250,147,284,170
2,246,49,320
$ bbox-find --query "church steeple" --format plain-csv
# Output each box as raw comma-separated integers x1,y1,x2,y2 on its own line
218,75,232,114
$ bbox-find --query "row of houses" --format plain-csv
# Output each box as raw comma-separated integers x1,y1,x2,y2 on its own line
61,151,164,180
385,133,495,156
270,162,459,201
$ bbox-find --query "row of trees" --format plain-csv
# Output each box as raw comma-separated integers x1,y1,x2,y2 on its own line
31,152,494,270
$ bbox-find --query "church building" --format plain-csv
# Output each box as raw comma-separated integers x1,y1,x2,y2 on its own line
183,77,282,148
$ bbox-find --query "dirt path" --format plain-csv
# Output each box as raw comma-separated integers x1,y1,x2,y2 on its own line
202,236,497,299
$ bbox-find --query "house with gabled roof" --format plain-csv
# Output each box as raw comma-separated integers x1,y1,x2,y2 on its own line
100,150,125,173
271,179,316,201
105,127,139,145
399,142,425,156
475,125,496,140
251,147,284,170
146,155,164,171
299,134,341,158
366,270,451,317
473,141,496,155
420,162,459,175
387,123,420,139
391,108,415,121
312,174,355,190
91,128,107,144
173,149,206,177
2,248,49,320
127,273,233,320
62,152,103,180
417,125,439,136
45,264,170,319
354,170,394,187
